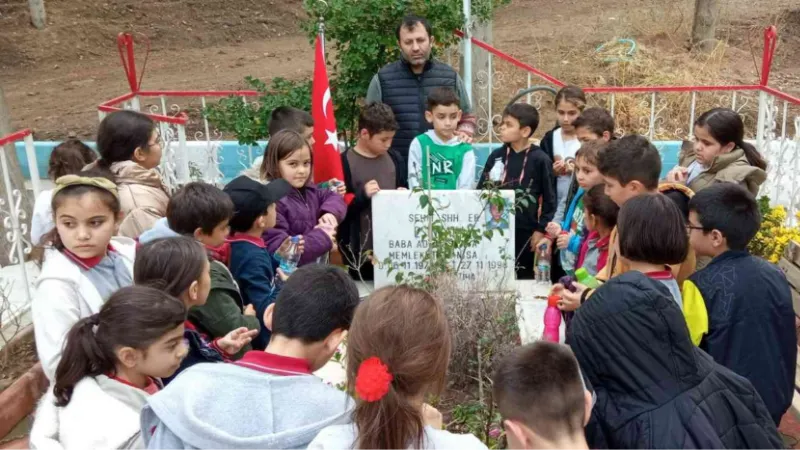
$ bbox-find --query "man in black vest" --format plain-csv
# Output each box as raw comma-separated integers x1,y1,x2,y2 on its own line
366,15,477,187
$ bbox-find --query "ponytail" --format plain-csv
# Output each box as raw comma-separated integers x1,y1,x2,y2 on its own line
51,286,186,407
53,314,111,406
346,286,451,449
695,108,767,171
738,140,767,171
353,386,425,449
96,110,154,167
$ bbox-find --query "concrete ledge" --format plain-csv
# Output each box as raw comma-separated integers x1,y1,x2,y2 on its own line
0,363,47,440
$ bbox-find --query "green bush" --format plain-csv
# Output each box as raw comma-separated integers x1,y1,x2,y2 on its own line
204,77,311,146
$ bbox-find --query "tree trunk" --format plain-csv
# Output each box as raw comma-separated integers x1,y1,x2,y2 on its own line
28,0,46,29
0,85,35,266
691,0,718,53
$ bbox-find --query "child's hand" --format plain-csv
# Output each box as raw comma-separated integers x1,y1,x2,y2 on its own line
667,166,688,183
553,159,566,175
328,178,346,196
243,304,256,316
217,327,259,355
316,223,337,244
556,232,572,250
565,157,576,173
276,268,289,282
318,213,339,228
551,283,580,311
545,222,562,237
454,130,474,144
532,231,545,248
558,282,586,312
364,180,381,198
421,403,444,429
532,236,550,254
277,236,305,258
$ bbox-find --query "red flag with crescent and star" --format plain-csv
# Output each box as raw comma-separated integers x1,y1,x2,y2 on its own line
311,35,352,204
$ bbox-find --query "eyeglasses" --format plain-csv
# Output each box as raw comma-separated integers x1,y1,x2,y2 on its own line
686,224,705,232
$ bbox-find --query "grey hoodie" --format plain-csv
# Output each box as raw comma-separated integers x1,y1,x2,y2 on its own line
140,362,353,449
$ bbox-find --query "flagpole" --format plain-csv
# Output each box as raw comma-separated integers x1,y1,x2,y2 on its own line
318,0,327,55
462,0,473,104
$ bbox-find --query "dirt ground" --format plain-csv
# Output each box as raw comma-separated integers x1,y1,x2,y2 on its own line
0,0,798,140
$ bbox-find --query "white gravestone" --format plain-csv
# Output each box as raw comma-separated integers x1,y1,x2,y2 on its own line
372,190,516,290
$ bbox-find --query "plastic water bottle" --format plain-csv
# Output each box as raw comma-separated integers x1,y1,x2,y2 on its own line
536,243,551,283
279,236,302,276
542,294,562,342
575,267,601,289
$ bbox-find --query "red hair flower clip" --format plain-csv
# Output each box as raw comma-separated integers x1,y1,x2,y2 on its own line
355,356,393,402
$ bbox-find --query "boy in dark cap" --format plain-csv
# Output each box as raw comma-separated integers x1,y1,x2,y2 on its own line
224,176,294,349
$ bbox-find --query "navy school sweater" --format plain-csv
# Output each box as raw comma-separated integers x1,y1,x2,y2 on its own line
228,233,282,350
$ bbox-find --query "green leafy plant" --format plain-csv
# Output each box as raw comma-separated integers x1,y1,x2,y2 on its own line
204,76,312,145
450,400,505,449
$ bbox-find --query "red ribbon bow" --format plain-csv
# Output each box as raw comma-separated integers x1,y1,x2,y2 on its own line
355,356,393,402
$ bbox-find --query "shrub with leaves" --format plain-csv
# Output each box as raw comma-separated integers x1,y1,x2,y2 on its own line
204,76,312,145
435,275,517,448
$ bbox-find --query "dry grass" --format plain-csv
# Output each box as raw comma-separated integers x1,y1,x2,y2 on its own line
581,40,763,140
481,35,774,141
478,0,800,142
431,274,518,393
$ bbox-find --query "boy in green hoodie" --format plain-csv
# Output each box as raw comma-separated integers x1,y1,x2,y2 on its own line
407,87,476,190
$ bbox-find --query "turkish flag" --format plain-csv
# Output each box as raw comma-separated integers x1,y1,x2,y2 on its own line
311,35,352,204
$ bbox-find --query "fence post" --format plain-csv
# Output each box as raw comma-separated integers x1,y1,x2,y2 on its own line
23,134,41,198
461,0,473,105
756,90,769,152
0,87,34,267
0,147,33,305
176,124,189,184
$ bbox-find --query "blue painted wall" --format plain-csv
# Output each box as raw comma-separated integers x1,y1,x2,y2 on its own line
14,140,682,183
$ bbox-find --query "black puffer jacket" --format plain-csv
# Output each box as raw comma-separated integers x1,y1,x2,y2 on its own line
568,271,783,449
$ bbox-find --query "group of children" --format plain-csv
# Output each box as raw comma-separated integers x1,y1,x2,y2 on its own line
24,79,796,449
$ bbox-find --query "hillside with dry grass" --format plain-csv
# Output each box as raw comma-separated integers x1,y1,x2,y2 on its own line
0,0,797,139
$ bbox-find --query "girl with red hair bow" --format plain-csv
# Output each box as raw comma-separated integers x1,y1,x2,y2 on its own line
308,285,488,450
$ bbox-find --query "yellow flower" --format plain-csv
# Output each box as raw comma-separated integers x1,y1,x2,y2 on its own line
749,204,800,262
